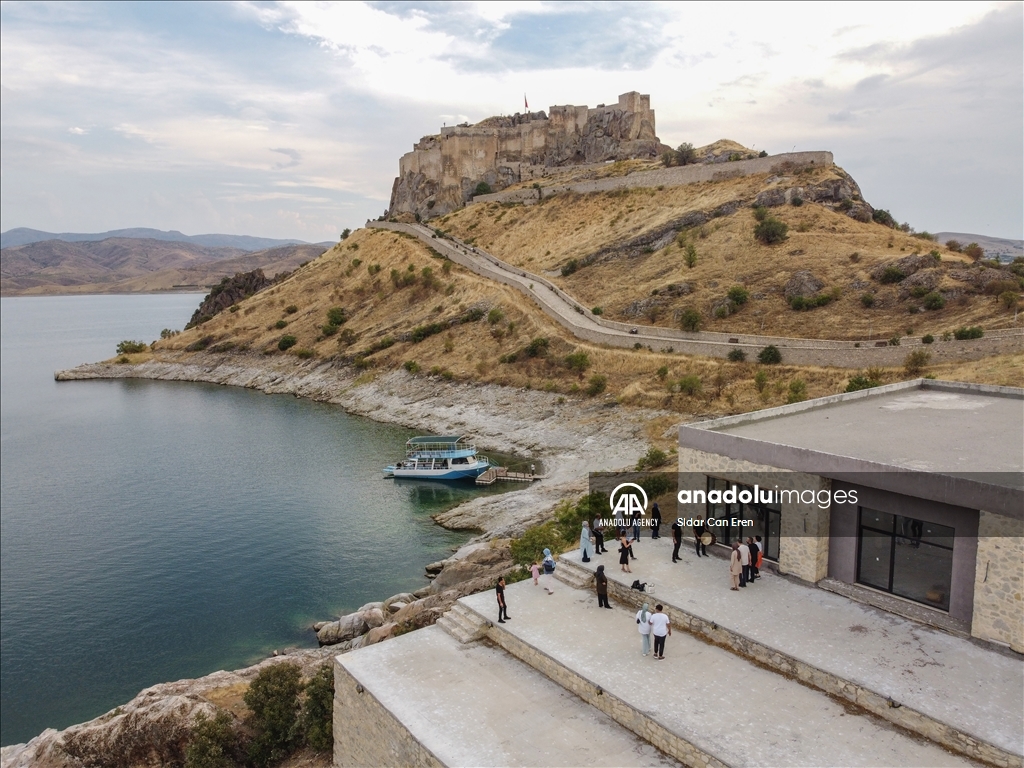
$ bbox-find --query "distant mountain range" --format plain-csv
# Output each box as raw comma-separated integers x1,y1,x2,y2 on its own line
933,232,1023,262
1,237,330,295
0,227,331,251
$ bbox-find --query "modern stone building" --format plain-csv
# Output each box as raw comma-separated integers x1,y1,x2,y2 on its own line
388,91,663,220
677,378,1024,651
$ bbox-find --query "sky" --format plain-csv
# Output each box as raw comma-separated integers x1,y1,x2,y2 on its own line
1,1,1021,241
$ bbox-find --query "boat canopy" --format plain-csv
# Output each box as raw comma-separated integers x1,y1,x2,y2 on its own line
404,435,477,459
406,435,466,446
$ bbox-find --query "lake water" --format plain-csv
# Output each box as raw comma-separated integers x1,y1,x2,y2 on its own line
0,294,512,746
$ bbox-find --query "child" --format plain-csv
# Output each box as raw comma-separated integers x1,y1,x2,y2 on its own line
530,561,541,586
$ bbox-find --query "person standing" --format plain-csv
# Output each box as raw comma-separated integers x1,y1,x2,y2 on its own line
648,604,671,659
580,521,594,563
738,539,751,587
651,502,662,539
694,522,707,557
754,535,764,579
747,537,760,581
618,531,633,573
541,548,556,594
595,565,611,608
496,576,510,623
671,520,682,562
592,515,607,554
729,542,742,591
636,602,652,656
630,517,640,557
530,561,541,586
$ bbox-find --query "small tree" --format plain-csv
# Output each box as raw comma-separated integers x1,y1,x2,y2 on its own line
677,374,703,396
680,308,702,332
904,350,931,376
727,285,749,305
473,181,492,196
872,209,897,228
636,447,668,470
185,711,239,768
945,239,962,252
963,242,984,261
727,348,747,362
999,291,1019,310
300,663,334,753
684,243,698,269
757,345,782,365
922,292,945,310
340,228,351,240
244,663,302,767
754,217,788,244
753,369,769,392
786,379,807,404
116,340,148,355
676,142,697,166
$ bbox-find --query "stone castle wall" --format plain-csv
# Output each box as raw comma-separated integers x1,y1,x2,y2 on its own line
389,91,661,220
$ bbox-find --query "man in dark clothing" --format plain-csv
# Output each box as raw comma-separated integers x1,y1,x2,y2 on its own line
496,577,510,623
748,537,760,580
651,502,662,539
694,523,707,557
671,521,682,562
592,516,607,554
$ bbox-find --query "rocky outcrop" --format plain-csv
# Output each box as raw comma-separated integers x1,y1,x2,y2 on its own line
185,269,276,329
784,270,825,300
871,254,936,282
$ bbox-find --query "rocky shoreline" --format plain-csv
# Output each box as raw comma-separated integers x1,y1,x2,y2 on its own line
2,352,668,765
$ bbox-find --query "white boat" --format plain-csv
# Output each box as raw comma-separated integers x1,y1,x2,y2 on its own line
383,436,493,481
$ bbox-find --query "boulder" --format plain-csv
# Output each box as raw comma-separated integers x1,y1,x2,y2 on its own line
754,188,786,208
357,601,384,613
871,254,935,282
424,561,446,577
383,592,416,613
312,621,329,632
387,602,408,614
845,201,874,223
784,270,825,300
429,544,513,593
316,612,369,646
359,607,385,630
412,585,433,599
363,623,398,646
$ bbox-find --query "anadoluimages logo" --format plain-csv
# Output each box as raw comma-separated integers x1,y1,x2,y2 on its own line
609,482,648,518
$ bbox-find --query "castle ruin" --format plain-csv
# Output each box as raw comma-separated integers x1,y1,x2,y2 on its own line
388,91,665,220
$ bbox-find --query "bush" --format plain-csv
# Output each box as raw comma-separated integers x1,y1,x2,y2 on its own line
160,329,179,339
340,228,351,240
585,374,607,396
684,243,698,269
473,181,492,196
244,663,302,767
284,305,298,314
403,360,420,373
910,285,929,299
1000,291,1019,309
186,336,214,352
922,334,934,344
845,374,882,392
904,350,931,376
564,351,590,373
321,323,338,336
510,520,560,567
410,322,445,343
295,349,315,359
922,292,945,310
116,340,148,355
790,196,804,207
753,369,769,392
676,142,697,165
757,345,782,364
714,304,730,319
367,263,381,276
277,335,297,351
680,308,702,332
677,374,702,396
754,217,789,244
878,266,906,284
758,150,768,157
888,335,901,346
561,259,580,277
185,710,239,768
788,291,837,311
274,319,288,329
752,206,769,223
727,348,747,362
591,306,603,315
326,307,347,326
300,663,334,753
525,337,549,357
945,239,962,252
487,307,505,324
953,326,984,340
963,243,984,261
636,447,669,471
727,285,749,305
872,209,897,228
860,293,875,308
656,365,669,381
786,379,807,403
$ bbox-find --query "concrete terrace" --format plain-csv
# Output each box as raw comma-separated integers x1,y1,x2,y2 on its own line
557,535,1024,759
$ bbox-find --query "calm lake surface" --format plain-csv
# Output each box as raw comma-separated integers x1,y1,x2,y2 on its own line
0,294,510,746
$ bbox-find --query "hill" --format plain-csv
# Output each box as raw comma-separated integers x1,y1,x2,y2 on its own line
1,239,327,295
0,226,322,251
934,233,1023,262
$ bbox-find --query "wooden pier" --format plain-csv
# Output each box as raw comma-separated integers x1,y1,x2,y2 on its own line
476,467,539,486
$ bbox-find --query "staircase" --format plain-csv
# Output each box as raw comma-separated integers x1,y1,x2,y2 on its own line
553,559,594,590
436,602,490,644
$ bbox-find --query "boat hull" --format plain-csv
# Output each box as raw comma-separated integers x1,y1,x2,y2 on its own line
383,461,490,481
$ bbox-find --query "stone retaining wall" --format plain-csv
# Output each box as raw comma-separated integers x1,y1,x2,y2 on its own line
557,559,1020,768
333,657,443,768
972,510,1024,653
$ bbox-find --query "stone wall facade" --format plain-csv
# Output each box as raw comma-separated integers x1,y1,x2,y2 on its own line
971,510,1024,652
333,657,443,768
389,92,662,220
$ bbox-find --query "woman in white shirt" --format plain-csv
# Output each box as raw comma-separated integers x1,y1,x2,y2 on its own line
636,602,652,656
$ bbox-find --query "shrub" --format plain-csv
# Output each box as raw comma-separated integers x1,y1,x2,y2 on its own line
116,340,148,355
888,335,901,346
1000,290,1019,309
410,322,445,343
753,369,768,392
849,252,861,263
922,334,934,344
461,307,486,323
367,263,381,276
498,352,518,364
754,217,789,244
789,291,836,311
340,228,351,240
473,181,492,196
912,231,937,241
953,326,984,340
186,336,214,352
561,259,580,277
160,329,179,339
860,293,875,308
636,447,669,471
321,323,338,337
757,345,782,364
684,243,698,269
963,243,984,261
591,306,603,315
185,710,239,768
564,351,590,373
727,285,749,305
878,266,906,284
714,304,730,319
585,374,607,396
677,374,702,396
510,520,560,566
525,337,549,357
284,305,298,314
945,239,962,252
727,348,747,362
295,349,315,359
872,209,897,228
338,328,356,346
922,292,945,310
487,307,505,324
656,365,669,381
752,206,769,223
326,307,347,326
274,319,288,329
244,663,302,767
910,285,930,299
786,379,807,404
403,360,420,373
277,335,297,351
845,374,882,392
301,663,334,753
758,150,768,157
791,196,804,207
680,308,702,332
904,350,931,376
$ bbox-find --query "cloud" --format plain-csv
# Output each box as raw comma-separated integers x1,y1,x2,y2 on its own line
270,147,301,169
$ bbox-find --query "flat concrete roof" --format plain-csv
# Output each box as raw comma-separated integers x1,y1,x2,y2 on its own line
679,380,1024,515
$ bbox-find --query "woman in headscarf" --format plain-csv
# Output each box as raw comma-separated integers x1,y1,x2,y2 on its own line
541,547,556,594
729,541,742,591
595,565,611,608
580,520,594,563
636,602,652,656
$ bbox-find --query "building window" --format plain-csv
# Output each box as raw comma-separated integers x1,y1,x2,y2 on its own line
704,477,780,561
856,507,954,611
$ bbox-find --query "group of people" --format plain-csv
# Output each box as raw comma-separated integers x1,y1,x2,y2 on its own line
728,537,762,589
580,504,664,575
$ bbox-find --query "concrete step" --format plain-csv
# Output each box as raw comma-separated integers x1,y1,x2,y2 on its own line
560,542,1023,768
334,625,679,767
436,603,489,644
459,581,978,768
553,560,594,590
